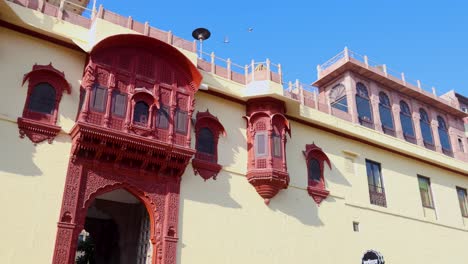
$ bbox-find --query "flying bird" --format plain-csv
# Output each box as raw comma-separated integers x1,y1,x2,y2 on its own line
223,36,230,43
248,27,254,32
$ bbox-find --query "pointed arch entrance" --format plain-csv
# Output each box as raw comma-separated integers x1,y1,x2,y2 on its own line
52,161,181,264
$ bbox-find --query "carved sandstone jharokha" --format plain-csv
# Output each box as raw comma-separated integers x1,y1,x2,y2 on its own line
52,34,202,264
244,98,291,204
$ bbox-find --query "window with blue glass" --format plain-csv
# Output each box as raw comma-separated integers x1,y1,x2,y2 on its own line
399,101,415,138
419,109,433,145
437,116,452,152
378,92,394,130
356,83,372,123
330,84,348,112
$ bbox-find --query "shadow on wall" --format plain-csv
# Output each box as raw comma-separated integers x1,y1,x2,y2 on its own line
0,123,43,176
267,187,338,227
183,170,242,209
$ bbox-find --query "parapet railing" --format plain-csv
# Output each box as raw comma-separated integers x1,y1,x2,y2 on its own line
7,0,285,86
316,47,460,109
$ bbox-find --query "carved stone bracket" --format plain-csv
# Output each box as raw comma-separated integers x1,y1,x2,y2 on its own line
17,117,61,144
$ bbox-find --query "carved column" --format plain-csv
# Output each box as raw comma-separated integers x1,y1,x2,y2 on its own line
124,94,133,132
281,131,287,170
267,126,273,167
162,180,181,264
52,161,85,264
392,102,404,139
431,119,442,153
412,112,424,147
369,82,382,132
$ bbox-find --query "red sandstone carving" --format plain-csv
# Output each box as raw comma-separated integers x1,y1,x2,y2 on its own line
192,110,226,180
303,143,332,205
52,34,201,264
244,98,291,204
19,63,71,143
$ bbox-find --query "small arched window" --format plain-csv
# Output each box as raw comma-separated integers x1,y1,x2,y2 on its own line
399,101,415,142
196,127,215,155
133,101,149,126
330,84,348,112
378,92,394,134
419,109,434,147
28,83,56,114
19,64,70,144
304,143,332,205
356,83,373,125
437,116,452,154
192,111,226,181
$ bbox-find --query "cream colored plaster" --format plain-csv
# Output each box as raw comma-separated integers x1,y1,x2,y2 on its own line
0,27,86,133
0,121,71,264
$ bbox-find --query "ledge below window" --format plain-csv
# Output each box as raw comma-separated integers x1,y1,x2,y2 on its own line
17,117,61,144
192,158,222,181
307,186,330,205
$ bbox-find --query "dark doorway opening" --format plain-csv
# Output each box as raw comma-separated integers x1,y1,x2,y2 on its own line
75,189,152,264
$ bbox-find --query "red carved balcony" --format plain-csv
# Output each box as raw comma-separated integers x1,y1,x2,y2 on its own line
74,34,202,177
244,98,291,204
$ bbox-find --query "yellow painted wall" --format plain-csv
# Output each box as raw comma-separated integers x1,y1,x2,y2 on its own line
0,26,85,263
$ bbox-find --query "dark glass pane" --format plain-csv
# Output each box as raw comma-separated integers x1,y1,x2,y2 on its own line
457,187,468,217
156,106,169,129
197,127,215,154
437,116,447,130
459,138,464,152
133,101,149,125
356,96,372,121
272,135,281,157
175,109,187,134
379,105,394,129
255,133,267,156
400,113,415,137
308,159,321,182
28,83,56,114
91,86,107,112
419,109,430,123
420,121,433,144
438,129,451,151
366,160,383,190
111,91,127,117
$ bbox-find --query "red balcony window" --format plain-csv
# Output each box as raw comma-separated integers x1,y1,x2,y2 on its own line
19,63,71,144
133,101,149,126
192,110,226,181
304,143,331,205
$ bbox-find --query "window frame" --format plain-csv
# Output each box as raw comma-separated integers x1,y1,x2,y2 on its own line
456,187,468,218
255,132,268,157
90,85,108,113
437,115,452,154
175,108,188,134
355,82,373,125
365,159,387,207
303,143,332,205
133,101,150,127
417,175,435,209
378,92,395,133
330,84,348,112
419,108,434,147
399,100,416,142
155,105,170,129
111,90,127,117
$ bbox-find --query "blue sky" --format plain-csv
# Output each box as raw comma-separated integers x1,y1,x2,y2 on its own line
88,0,468,96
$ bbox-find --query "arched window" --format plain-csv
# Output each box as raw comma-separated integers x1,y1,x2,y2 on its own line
308,158,321,182
378,92,394,135
192,111,226,181
419,109,434,147
399,101,415,142
28,83,56,114
304,143,332,205
133,101,149,126
19,63,70,144
356,83,373,125
330,84,348,112
196,127,215,155
437,116,452,154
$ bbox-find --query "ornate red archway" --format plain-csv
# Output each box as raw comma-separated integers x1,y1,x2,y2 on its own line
52,34,201,264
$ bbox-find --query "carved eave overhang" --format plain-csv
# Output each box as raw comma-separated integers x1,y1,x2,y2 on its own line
17,117,61,144
70,122,195,177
